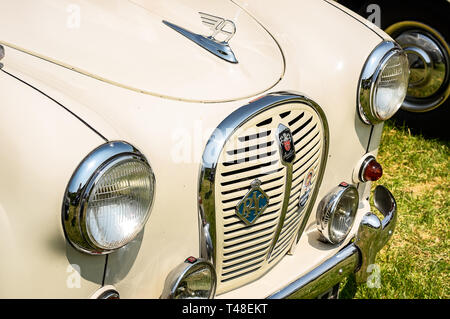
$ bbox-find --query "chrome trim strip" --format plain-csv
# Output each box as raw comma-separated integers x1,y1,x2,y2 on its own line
198,92,329,267
267,155,293,258
268,244,360,299
62,141,155,255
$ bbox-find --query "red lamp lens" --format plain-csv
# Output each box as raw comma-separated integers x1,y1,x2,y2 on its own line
363,158,383,181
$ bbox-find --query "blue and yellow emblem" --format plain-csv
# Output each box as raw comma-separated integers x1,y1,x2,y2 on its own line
235,179,270,225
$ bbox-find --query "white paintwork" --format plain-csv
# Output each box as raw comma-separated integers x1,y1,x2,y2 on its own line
0,0,393,298
0,0,284,102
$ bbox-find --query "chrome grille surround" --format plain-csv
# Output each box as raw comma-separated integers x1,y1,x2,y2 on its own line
198,92,329,294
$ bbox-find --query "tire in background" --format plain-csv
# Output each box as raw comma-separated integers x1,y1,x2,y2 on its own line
338,0,449,139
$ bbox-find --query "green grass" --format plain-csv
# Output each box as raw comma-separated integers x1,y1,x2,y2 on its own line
340,120,450,299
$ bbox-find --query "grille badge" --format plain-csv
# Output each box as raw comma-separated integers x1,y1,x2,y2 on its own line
277,124,296,164
235,179,269,225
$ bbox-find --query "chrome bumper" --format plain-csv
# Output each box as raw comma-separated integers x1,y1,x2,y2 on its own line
268,185,397,299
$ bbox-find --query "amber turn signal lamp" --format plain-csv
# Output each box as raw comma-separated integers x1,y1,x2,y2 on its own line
360,157,383,182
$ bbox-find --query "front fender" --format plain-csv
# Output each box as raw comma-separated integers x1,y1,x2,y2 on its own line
0,67,106,298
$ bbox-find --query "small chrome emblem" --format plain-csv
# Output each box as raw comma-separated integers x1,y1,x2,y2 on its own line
235,179,270,225
162,12,238,63
299,168,314,208
199,12,236,43
277,124,296,164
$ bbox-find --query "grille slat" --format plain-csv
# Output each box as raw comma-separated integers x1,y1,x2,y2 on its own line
221,159,279,177
293,148,321,179
226,141,274,156
222,246,268,266
222,241,273,260
220,167,284,187
221,262,265,282
223,142,278,164
292,116,313,137
224,212,279,234
223,236,273,256
295,127,319,152
223,251,268,271
222,150,277,167
222,255,267,276
220,171,285,194
224,222,278,246
220,174,284,202
237,130,271,143
223,207,279,226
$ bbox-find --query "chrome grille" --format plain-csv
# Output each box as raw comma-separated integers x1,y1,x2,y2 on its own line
199,94,328,295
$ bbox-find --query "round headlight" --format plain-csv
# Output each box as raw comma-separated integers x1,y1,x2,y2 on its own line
358,41,410,124
317,183,359,245
62,141,155,254
161,257,217,299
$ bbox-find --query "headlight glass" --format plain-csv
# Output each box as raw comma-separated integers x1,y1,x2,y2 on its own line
358,41,410,124
174,265,215,299
162,258,217,299
85,158,154,250
328,187,358,243
317,183,359,245
62,141,155,254
373,52,409,120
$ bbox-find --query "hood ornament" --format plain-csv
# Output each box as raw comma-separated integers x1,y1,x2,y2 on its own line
163,12,238,64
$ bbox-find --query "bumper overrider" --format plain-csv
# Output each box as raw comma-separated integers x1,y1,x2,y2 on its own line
268,185,397,299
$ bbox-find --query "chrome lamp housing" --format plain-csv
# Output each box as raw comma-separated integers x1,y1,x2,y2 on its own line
62,141,155,255
358,41,410,125
316,183,359,245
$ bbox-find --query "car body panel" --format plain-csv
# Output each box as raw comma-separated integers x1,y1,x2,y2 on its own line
0,68,106,298
0,0,284,103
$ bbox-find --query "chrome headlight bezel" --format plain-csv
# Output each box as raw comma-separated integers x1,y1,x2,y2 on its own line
358,41,409,125
316,183,359,245
62,141,155,255
161,257,217,299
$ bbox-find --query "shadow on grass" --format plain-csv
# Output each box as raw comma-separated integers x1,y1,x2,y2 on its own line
339,274,358,299
391,109,449,142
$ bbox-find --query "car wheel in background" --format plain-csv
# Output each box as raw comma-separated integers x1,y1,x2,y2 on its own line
338,0,449,139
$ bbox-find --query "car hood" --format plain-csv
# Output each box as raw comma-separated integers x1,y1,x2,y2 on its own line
0,0,284,103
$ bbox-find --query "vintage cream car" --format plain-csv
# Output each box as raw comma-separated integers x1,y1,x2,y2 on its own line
0,0,407,299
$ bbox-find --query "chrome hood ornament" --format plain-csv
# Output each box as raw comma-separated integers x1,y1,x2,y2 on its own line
163,12,238,63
